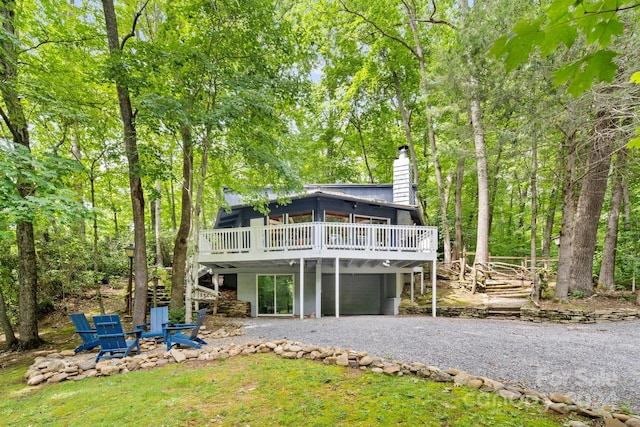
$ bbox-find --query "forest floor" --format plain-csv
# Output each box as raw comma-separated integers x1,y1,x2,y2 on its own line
0,282,242,368
430,279,639,311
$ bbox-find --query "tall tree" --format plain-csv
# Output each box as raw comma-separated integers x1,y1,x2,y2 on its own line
599,148,627,289
101,0,149,325
0,0,41,349
457,0,490,272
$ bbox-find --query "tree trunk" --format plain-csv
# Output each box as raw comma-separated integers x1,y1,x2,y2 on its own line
541,185,558,258
101,0,149,325
90,174,105,314
0,287,17,348
556,132,577,301
155,180,163,267
186,129,211,322
456,0,489,270
598,148,626,290
0,0,42,349
401,2,455,264
71,141,86,239
452,157,465,262
569,109,617,295
470,94,490,270
170,125,193,311
350,118,374,184
530,129,539,305
390,67,419,185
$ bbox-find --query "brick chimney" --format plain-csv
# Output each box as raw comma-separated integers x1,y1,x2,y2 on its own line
393,146,414,205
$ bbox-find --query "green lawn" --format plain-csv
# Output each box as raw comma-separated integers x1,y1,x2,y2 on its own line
1,354,577,426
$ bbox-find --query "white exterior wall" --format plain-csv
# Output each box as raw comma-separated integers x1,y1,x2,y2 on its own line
235,271,401,317
236,273,258,317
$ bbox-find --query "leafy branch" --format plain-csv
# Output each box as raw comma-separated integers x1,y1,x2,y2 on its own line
120,0,150,50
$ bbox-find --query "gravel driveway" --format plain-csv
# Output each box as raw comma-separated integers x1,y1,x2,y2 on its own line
229,316,640,412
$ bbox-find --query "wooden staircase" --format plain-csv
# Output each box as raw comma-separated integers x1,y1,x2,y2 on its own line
484,280,531,317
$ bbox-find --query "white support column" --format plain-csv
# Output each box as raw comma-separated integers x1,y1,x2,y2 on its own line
432,259,437,318
315,260,322,318
299,258,304,320
410,270,415,303
335,257,340,318
214,273,219,294
421,269,424,295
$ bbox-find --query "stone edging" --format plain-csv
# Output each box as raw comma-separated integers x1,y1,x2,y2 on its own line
521,307,640,323
400,305,640,324
24,339,639,426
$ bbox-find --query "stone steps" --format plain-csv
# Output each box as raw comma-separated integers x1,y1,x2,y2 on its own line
487,290,531,299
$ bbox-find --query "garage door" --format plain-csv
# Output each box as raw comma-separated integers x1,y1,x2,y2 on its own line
321,274,382,315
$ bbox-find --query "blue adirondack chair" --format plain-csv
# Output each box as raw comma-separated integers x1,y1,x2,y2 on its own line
69,313,100,354
164,308,208,351
93,314,142,363
135,306,169,340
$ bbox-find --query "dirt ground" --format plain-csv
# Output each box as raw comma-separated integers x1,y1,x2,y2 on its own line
0,283,242,368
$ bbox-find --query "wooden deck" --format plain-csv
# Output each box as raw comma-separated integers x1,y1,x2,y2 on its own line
198,222,438,266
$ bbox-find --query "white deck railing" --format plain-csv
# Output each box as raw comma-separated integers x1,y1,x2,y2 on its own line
200,222,437,255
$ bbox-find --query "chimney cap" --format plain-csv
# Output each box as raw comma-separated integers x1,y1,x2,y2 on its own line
397,145,409,158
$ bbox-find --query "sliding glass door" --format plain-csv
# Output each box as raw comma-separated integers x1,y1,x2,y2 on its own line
257,274,294,315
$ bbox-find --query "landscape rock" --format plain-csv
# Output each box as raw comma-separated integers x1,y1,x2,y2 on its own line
383,364,401,375
45,359,65,372
467,378,483,389
547,403,570,414
336,354,349,367
170,349,186,363
604,418,627,427
48,373,69,383
27,374,45,386
358,356,373,366
548,392,572,404
427,367,453,382
498,389,521,401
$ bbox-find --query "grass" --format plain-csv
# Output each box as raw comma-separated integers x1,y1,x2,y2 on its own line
0,353,578,426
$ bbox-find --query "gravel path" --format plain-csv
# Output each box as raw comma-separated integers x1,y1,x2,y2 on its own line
228,316,640,412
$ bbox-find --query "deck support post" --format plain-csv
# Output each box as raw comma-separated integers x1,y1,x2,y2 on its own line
335,257,340,318
432,259,437,318
410,270,414,302
315,260,322,318
299,258,304,319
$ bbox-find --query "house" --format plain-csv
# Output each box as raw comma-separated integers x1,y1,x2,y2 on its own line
194,147,438,318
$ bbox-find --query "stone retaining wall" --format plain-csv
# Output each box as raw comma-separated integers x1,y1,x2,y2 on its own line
400,303,640,324
521,307,640,323
399,304,488,318
24,338,639,425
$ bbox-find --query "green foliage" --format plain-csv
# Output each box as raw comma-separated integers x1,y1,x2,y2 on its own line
492,0,636,96
0,145,88,224
569,290,587,299
168,308,185,325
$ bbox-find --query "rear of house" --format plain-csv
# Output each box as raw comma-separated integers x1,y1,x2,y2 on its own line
196,147,438,317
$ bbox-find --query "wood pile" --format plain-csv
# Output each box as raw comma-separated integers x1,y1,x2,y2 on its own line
217,300,251,317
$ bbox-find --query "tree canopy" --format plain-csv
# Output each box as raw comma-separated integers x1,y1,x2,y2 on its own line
1,0,638,346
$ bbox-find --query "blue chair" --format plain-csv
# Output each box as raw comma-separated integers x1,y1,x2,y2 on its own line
93,314,141,363
164,308,208,351
136,306,169,340
69,313,100,354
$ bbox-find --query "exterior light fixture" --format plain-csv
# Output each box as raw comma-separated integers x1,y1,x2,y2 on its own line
124,244,134,315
